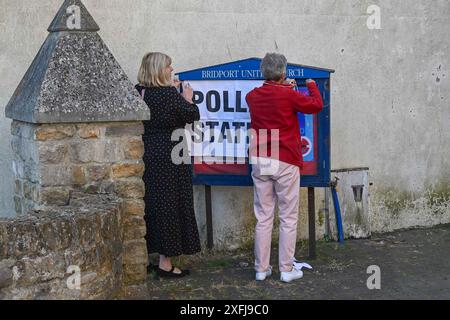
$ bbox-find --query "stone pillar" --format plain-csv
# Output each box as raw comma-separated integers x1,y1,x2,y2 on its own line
5,0,151,298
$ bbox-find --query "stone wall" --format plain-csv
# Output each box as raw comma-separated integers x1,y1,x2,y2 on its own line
10,120,148,296
0,193,124,300
1,1,150,299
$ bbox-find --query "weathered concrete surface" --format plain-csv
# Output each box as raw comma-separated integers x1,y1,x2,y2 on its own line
1,1,449,246
328,168,371,240
146,224,450,300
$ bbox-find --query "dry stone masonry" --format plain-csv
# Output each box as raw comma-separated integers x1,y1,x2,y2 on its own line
2,0,151,299
0,193,123,300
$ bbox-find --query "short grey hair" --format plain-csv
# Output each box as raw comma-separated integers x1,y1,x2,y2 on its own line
260,53,287,81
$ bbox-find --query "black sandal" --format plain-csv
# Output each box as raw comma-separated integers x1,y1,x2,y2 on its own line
157,266,190,278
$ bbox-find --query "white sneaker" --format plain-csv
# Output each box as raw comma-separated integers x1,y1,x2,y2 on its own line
255,266,272,281
280,268,304,283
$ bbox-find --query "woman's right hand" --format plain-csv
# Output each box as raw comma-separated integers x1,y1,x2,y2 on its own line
182,82,194,104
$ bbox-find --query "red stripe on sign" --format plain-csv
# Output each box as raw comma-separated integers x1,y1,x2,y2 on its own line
194,163,249,175
301,161,317,175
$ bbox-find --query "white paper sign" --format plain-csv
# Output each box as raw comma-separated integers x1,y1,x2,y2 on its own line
185,80,264,159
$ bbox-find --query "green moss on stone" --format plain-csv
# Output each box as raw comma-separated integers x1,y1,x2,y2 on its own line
425,181,450,215
378,188,416,217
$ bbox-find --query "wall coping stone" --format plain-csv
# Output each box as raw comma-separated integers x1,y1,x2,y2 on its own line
5,0,150,124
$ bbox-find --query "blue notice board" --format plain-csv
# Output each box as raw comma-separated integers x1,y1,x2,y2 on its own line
176,57,334,188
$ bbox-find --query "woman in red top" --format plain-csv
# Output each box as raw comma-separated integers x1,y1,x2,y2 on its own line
246,53,323,283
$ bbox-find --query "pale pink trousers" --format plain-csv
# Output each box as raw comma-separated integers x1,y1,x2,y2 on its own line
251,157,300,273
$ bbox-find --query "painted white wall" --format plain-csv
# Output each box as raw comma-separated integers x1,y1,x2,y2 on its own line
1,1,449,246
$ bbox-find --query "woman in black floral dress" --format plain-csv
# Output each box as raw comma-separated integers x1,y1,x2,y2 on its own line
135,52,201,278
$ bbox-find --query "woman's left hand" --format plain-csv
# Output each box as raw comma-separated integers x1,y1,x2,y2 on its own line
172,78,182,88
182,82,194,104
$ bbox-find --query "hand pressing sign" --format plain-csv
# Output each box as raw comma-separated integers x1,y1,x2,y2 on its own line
181,82,194,104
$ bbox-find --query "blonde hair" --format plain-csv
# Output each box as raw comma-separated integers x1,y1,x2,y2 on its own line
138,52,172,87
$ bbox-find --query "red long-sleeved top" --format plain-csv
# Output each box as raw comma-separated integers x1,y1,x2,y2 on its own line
246,81,324,168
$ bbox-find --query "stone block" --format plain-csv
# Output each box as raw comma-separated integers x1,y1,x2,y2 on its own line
77,124,101,139
34,124,76,141
70,140,100,163
86,165,111,181
38,142,68,164
121,199,145,216
23,182,39,202
23,182,31,200
14,179,23,195
96,245,113,272
123,216,146,241
63,249,84,269
83,247,101,270
12,160,25,179
123,226,146,242
40,165,73,187
14,196,23,215
0,267,13,289
0,193,125,299
11,121,37,139
83,182,115,194
123,137,144,160
55,219,74,250
0,225,9,257
105,123,144,137
38,221,58,251
15,254,66,285
72,165,87,186
123,239,148,265
40,187,71,206
96,211,118,242
111,162,144,178
81,272,98,285
11,136,25,161
11,136,38,164
114,178,145,199
123,264,147,285
79,274,115,300
75,216,98,247
24,163,39,183
103,139,126,163
6,221,41,255
0,259,16,269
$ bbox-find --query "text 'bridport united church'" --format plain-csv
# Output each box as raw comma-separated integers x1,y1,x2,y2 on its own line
201,69,305,79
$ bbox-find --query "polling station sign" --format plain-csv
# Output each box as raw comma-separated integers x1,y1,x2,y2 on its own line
177,58,333,187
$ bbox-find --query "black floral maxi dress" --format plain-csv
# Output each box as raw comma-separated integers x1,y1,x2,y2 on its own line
135,85,201,257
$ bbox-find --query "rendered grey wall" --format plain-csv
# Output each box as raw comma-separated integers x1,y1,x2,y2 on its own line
1,1,449,241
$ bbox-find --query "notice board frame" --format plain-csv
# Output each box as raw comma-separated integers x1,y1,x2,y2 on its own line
176,57,334,188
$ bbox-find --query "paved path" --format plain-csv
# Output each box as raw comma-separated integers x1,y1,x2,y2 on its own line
146,224,450,300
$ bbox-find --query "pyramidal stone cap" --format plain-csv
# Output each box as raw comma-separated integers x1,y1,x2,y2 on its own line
5,0,150,124
48,0,100,32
